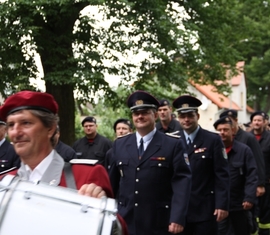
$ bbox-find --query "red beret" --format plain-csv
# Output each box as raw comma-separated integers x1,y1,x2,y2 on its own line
0,91,58,121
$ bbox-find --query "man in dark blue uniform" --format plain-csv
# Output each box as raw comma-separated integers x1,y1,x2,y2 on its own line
0,120,20,172
219,109,265,195
109,90,192,235
214,116,258,235
172,95,230,235
156,99,182,134
250,111,270,235
220,109,265,234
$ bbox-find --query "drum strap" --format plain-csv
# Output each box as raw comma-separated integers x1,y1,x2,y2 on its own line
63,162,77,190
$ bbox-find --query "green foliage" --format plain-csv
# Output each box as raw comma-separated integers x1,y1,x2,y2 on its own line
0,0,249,143
232,0,270,112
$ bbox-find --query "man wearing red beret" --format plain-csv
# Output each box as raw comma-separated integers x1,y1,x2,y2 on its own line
0,90,127,234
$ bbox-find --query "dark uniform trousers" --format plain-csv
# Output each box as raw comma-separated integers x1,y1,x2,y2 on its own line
179,128,230,235
218,210,250,235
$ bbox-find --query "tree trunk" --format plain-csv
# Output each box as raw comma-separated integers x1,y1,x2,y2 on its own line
46,82,75,146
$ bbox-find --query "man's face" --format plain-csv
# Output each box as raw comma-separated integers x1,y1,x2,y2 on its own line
0,125,6,141
6,110,55,161
252,115,265,132
115,123,131,137
178,111,199,134
132,109,158,132
216,123,233,144
83,122,97,137
157,105,172,121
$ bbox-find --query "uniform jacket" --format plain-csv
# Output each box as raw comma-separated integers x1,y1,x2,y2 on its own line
109,131,192,235
179,127,230,223
0,139,20,173
55,140,77,162
235,128,265,186
227,140,258,211
72,134,112,165
251,129,270,181
156,118,182,134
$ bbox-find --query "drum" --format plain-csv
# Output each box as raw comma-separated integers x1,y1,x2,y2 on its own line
0,175,121,235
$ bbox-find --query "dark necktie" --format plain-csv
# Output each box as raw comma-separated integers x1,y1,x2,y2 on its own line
138,138,144,157
187,137,193,150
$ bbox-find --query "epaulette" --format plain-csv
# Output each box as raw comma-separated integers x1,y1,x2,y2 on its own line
166,133,180,138
0,167,17,175
169,131,180,135
117,133,131,139
69,159,98,165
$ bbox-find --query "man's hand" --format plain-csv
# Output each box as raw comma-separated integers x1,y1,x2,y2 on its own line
214,209,228,222
78,183,106,198
242,201,253,210
256,186,265,197
168,222,184,234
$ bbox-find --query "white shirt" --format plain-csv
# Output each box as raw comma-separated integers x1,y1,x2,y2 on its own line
136,128,157,152
25,150,54,183
0,138,5,147
183,126,200,143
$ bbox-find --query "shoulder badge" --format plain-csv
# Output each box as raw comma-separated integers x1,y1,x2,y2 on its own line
166,132,180,139
184,153,190,165
69,159,98,165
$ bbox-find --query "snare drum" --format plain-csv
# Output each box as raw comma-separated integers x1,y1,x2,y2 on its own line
0,175,121,235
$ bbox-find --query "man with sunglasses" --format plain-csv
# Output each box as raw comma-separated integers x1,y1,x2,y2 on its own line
109,90,192,235
173,95,230,235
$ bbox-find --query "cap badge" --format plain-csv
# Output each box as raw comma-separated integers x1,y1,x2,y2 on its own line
182,103,189,108
136,100,144,105
228,111,232,115
164,101,168,105
225,117,230,121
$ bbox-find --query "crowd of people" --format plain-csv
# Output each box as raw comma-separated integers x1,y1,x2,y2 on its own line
0,89,269,235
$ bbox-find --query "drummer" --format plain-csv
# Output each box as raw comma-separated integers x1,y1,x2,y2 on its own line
0,90,112,197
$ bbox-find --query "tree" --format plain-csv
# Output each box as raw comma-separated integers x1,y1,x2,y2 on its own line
0,0,244,145
232,0,270,112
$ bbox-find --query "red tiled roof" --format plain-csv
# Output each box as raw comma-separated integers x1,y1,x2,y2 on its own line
191,82,241,110
246,104,254,113
228,61,245,86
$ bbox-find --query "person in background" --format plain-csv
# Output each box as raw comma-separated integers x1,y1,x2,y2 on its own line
156,99,182,134
214,116,258,235
0,120,20,173
53,125,77,162
72,116,112,165
105,118,133,170
173,95,230,235
109,90,192,235
250,111,270,235
113,118,133,138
